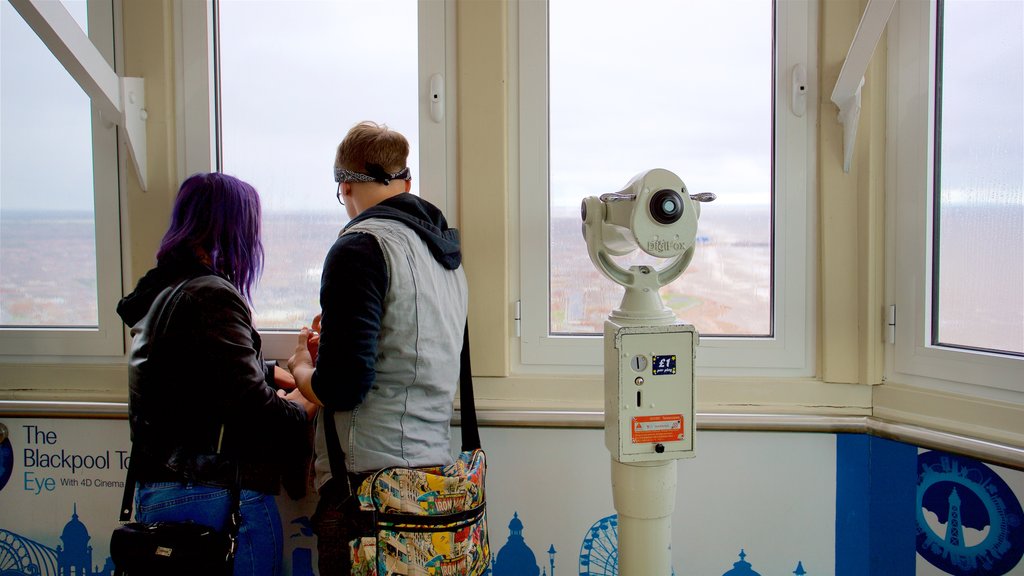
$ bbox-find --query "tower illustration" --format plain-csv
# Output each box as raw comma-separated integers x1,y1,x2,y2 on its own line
722,549,761,576
492,512,541,576
944,487,964,548
57,503,93,576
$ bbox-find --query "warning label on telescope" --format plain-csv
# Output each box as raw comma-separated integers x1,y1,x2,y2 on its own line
631,414,685,444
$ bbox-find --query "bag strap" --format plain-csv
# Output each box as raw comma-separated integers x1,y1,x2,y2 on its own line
120,277,191,522
119,278,242,541
459,322,481,452
118,443,140,522
324,320,479,497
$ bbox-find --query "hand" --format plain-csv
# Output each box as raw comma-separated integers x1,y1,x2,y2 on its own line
278,387,318,421
307,332,320,364
288,327,314,375
287,320,323,409
307,314,322,362
273,365,296,391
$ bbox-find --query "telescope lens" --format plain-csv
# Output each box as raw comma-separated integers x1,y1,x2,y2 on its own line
650,189,684,224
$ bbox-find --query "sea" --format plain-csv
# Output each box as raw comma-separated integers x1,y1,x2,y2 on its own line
1,204,1021,354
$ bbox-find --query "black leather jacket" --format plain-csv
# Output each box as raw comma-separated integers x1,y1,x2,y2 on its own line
117,258,308,494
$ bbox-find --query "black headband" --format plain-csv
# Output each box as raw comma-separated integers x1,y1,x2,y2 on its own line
334,163,411,185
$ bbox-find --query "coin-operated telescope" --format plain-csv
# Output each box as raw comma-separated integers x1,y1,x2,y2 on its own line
581,168,714,575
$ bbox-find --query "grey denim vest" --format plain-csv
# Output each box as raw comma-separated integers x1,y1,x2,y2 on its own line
314,217,468,486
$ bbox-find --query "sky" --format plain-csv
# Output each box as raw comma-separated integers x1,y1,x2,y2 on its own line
216,0,420,216
938,0,1024,205
548,0,773,208
1,0,93,212
1,0,1020,213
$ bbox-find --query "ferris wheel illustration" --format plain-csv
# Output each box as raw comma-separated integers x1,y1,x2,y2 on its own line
0,527,58,575
578,514,677,576
579,514,618,575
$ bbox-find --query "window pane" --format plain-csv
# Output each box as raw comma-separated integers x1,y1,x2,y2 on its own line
62,0,89,32
0,0,98,327
217,0,419,330
934,0,1024,355
549,0,773,336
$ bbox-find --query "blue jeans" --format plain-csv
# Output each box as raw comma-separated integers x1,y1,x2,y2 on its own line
136,482,283,576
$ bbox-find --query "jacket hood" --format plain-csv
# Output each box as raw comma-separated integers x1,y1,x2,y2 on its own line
116,256,214,326
344,194,462,270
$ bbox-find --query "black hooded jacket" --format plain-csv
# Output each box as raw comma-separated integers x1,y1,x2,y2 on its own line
311,193,462,409
117,255,308,494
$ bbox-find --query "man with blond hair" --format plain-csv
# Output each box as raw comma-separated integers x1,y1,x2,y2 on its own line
288,121,468,574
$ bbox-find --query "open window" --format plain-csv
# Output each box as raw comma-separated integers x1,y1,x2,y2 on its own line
0,0,123,357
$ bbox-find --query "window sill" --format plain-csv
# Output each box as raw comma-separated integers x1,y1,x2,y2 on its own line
470,374,873,415
873,382,1024,453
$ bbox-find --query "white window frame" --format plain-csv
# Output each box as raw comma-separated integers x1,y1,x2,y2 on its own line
514,0,817,377
886,0,1024,399
0,0,124,358
176,0,457,359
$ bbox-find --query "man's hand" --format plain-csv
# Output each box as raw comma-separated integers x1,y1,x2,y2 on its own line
287,326,323,408
305,313,322,362
288,327,315,374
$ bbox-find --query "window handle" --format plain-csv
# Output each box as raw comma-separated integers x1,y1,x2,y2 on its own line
791,64,807,117
430,73,445,123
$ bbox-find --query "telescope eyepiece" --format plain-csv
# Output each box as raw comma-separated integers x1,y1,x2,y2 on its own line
650,188,684,225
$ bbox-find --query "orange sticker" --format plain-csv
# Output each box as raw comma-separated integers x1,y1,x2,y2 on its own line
631,414,685,444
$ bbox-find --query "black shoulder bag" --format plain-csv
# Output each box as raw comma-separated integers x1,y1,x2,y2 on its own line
110,279,241,576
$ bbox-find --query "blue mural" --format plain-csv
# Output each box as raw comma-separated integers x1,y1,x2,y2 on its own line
483,510,813,576
916,451,1024,575
0,504,114,576
287,515,316,576
3,418,1022,576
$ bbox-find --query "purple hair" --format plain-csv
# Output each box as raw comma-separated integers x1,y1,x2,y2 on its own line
156,172,264,302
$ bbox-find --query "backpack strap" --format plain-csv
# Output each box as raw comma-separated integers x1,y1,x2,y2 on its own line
458,322,481,452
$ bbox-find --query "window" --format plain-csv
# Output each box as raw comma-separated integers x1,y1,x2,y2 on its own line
932,0,1023,357
0,0,123,356
516,0,816,374
179,0,454,358
888,0,1023,394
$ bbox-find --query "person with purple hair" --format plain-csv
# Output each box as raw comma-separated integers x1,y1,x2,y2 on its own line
116,172,317,576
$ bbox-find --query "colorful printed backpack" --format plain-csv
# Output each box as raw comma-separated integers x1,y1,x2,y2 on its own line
350,449,489,576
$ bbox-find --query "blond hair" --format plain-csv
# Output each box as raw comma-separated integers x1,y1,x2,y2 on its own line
335,121,410,175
